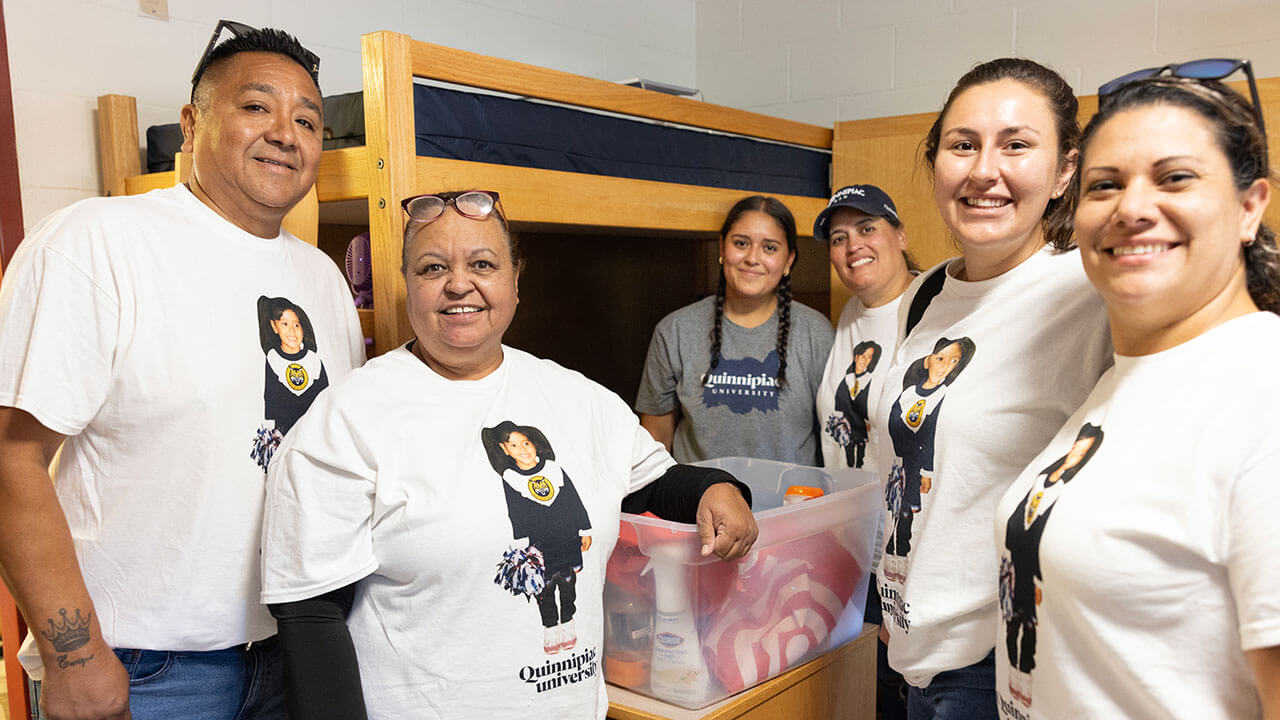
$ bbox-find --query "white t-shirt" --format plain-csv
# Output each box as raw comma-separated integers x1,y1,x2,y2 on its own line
0,186,364,670
816,295,902,475
261,345,677,720
994,312,1280,720
872,247,1112,688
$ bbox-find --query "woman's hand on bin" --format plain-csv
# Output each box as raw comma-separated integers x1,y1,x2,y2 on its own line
695,482,758,561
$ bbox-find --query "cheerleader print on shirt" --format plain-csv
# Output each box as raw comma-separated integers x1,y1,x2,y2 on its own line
250,296,330,471
880,336,976,632
826,341,883,468
484,421,595,662
999,423,1103,713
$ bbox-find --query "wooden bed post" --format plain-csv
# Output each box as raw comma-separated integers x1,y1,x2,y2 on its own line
281,186,319,247
362,31,416,355
97,94,141,198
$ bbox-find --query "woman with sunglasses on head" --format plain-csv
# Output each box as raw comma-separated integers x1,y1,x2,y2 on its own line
636,196,834,464
993,62,1280,719
256,190,758,720
870,59,1113,720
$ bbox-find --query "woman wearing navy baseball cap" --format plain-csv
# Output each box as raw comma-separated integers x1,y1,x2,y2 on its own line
813,183,916,720
814,184,914,475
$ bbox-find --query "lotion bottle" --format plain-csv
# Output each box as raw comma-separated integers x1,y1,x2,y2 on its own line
645,545,712,707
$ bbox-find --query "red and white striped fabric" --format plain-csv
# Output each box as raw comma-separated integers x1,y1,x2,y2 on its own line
701,532,861,693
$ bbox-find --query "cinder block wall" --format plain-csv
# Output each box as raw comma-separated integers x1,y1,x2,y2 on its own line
9,0,1280,231
696,0,1280,126
3,0,697,230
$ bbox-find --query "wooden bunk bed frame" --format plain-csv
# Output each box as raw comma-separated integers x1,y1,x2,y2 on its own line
100,44,1280,343
350,32,834,354
98,31,834,358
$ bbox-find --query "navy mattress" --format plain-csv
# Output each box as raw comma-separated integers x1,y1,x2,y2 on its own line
147,85,829,198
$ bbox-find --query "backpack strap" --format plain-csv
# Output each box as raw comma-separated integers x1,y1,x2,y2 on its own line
904,266,948,338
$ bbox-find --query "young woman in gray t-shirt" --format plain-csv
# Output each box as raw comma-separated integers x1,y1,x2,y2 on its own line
635,196,835,465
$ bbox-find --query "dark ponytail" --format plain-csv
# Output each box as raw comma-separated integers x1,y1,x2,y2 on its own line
1245,226,1280,314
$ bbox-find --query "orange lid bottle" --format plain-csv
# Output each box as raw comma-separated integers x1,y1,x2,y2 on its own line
782,485,824,505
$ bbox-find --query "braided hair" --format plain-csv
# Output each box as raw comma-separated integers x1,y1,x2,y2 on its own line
702,196,799,388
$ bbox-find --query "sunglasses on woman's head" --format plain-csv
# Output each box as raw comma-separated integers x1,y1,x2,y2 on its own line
1098,58,1266,140
401,191,501,224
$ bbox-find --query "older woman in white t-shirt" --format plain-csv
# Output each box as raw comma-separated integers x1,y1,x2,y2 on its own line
994,63,1280,719
258,190,758,720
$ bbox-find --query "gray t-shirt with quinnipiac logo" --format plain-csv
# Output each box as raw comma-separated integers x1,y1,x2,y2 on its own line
635,295,834,464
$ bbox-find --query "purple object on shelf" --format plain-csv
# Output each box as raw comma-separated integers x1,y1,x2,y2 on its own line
345,232,373,308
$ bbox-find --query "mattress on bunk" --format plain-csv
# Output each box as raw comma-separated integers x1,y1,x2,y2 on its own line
145,87,830,198
144,93,364,172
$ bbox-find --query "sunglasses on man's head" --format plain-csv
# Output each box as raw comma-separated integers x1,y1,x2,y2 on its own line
402,191,502,224
190,19,321,99
1098,58,1266,141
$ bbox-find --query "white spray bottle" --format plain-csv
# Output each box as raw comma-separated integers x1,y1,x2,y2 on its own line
644,543,713,707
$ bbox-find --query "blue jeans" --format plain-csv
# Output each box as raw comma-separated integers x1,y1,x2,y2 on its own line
111,637,286,720
906,650,997,720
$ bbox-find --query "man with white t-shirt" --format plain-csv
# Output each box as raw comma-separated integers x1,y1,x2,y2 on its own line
0,22,363,720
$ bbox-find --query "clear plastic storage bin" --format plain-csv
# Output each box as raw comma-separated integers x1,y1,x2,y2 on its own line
603,457,879,709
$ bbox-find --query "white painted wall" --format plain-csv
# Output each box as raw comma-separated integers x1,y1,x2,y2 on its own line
696,0,1280,127
9,0,1280,230
3,0,696,229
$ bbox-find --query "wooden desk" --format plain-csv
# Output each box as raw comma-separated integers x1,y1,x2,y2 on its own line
607,623,876,720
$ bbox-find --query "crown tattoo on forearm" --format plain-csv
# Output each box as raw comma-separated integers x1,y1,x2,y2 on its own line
41,608,92,653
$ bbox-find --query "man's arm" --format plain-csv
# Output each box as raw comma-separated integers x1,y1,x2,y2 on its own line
0,407,130,720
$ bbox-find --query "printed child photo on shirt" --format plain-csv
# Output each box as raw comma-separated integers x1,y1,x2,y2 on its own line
250,296,330,470
1000,422,1104,709
882,336,976,584
826,340,882,468
483,421,593,656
